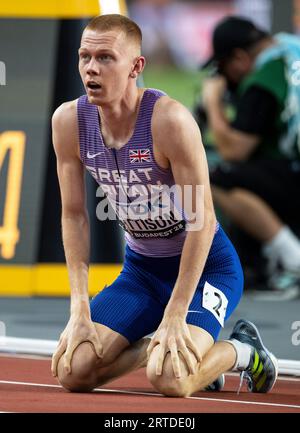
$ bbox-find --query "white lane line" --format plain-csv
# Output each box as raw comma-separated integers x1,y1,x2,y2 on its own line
0,380,60,389
272,376,300,382
0,380,300,410
185,395,300,409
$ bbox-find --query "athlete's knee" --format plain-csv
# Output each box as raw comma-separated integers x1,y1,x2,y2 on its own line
57,342,100,392
146,350,192,398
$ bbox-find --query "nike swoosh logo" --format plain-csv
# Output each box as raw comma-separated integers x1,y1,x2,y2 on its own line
87,151,104,159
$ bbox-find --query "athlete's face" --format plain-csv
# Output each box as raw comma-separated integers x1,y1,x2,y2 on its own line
79,29,144,105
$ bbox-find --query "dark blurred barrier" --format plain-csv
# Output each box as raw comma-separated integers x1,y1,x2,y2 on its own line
0,19,59,265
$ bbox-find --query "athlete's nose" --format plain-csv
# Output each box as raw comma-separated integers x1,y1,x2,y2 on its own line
86,57,100,76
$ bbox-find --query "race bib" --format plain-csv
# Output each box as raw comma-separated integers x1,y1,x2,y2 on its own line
202,281,228,327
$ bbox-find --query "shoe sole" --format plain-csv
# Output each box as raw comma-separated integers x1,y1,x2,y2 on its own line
242,320,279,392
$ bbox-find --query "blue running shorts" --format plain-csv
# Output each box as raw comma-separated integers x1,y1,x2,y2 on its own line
90,226,244,343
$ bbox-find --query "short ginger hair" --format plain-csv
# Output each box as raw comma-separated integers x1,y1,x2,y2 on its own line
85,14,142,53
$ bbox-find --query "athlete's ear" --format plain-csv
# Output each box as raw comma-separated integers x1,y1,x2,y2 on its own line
130,56,146,78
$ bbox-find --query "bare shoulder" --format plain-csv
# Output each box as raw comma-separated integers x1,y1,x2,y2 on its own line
152,95,202,155
52,99,78,129
52,99,80,158
153,96,196,127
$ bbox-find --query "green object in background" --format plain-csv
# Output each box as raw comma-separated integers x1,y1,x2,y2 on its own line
143,65,200,110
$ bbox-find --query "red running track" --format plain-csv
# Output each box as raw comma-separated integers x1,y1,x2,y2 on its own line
0,354,299,413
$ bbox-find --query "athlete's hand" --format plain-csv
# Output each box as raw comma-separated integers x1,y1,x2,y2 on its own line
51,314,103,377
146,314,202,379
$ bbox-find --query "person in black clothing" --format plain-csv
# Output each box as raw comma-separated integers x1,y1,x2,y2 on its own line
201,16,300,298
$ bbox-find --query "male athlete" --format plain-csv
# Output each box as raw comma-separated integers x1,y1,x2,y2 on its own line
51,14,278,397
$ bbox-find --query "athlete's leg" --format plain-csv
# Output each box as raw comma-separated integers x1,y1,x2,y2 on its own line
57,322,152,392
57,324,234,396
57,257,164,392
147,325,236,397
57,230,241,395
146,226,243,397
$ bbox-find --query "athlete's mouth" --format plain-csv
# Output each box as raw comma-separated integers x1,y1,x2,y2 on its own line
87,81,101,90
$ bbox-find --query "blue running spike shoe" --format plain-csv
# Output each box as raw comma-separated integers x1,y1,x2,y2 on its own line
205,374,225,391
229,320,278,393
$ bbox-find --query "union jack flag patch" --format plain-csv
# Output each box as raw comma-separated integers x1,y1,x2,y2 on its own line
129,148,152,163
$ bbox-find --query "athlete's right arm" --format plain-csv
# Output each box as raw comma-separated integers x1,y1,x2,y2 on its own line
51,101,102,377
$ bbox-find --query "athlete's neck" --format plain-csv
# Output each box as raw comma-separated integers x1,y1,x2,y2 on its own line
98,87,145,149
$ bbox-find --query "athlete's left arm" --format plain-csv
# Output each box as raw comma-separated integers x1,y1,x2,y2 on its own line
147,98,217,377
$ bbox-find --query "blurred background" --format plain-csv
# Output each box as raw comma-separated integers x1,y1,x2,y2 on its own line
0,0,299,362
